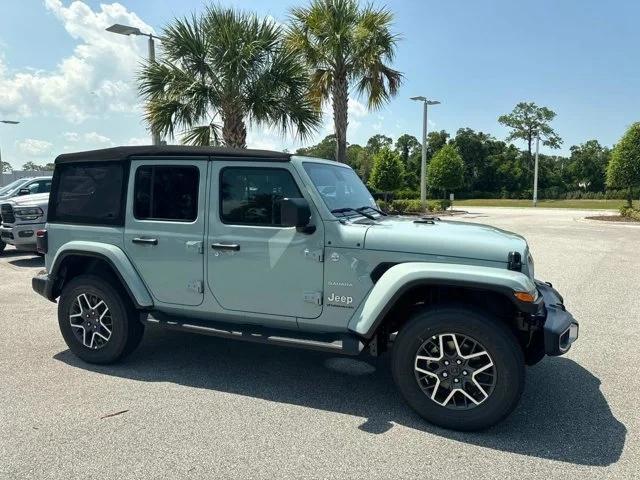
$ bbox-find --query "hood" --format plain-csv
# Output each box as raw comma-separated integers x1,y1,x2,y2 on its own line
363,216,527,263
7,193,50,207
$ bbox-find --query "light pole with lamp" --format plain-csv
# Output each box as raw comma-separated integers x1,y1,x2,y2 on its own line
410,96,440,204
0,120,20,187
106,23,162,146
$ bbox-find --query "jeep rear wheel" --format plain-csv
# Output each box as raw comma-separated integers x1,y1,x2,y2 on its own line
58,274,144,364
0,239,6,255
391,306,525,431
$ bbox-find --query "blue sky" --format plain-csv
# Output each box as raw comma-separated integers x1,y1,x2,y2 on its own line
0,0,638,168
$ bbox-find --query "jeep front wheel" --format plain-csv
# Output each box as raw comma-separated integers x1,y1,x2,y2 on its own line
58,274,144,364
391,305,525,431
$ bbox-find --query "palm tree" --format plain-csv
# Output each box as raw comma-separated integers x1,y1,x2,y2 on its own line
138,6,321,148
287,0,402,163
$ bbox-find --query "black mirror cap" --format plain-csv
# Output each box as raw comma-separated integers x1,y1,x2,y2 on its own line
279,197,312,230
17,188,30,196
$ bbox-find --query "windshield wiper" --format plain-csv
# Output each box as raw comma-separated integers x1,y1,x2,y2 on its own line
357,205,387,217
330,207,376,220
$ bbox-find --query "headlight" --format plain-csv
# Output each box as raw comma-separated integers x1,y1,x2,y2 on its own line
14,207,43,220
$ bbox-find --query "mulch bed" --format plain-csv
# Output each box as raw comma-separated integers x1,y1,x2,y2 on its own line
586,215,640,223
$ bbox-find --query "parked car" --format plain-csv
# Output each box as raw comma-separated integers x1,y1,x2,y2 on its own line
0,192,49,254
0,176,52,201
32,146,578,431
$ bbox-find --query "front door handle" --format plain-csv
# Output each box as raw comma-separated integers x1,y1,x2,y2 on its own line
211,242,240,251
132,237,158,246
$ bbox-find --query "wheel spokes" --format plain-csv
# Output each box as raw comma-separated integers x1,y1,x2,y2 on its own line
414,332,496,410
69,292,112,350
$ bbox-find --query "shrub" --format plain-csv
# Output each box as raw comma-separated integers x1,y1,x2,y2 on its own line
428,199,451,211
394,188,420,199
391,199,426,214
620,206,640,221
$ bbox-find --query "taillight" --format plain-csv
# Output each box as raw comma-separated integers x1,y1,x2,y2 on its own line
36,229,48,254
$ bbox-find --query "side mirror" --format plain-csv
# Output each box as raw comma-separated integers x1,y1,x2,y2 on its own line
17,188,30,196
278,197,314,233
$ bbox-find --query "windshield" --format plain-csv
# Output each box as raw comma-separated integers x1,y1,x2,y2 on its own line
303,162,377,215
0,178,29,196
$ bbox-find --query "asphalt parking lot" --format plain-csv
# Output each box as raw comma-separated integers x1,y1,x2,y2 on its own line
1,207,638,479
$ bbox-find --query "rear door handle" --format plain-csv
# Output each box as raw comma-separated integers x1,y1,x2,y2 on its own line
211,242,240,251
132,237,158,246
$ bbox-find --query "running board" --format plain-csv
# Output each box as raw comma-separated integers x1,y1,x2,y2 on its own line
142,314,364,356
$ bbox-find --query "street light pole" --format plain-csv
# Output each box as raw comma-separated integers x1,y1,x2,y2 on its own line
106,24,161,146
533,132,540,207
0,120,20,187
410,97,440,204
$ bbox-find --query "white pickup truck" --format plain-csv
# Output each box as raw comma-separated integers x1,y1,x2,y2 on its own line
0,192,49,254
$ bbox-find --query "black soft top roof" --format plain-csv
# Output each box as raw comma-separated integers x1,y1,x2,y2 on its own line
54,145,291,164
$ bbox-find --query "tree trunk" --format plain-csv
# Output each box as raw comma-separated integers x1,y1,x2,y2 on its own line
628,186,633,208
222,107,247,149
332,74,348,163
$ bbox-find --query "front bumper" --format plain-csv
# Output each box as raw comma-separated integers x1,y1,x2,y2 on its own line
0,223,41,250
536,280,579,355
32,272,55,302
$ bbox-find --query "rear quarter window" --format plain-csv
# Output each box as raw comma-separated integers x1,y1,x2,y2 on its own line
49,162,126,225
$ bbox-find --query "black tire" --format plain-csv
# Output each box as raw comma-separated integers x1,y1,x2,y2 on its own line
0,239,6,255
58,274,144,364
391,305,525,431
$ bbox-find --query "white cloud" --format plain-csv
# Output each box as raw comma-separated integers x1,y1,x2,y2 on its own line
127,136,151,146
349,98,368,118
16,138,54,156
84,131,111,144
0,0,153,123
62,130,112,146
63,131,80,142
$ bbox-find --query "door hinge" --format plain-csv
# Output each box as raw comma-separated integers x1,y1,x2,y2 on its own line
303,291,323,306
186,241,204,254
304,248,324,262
187,280,204,294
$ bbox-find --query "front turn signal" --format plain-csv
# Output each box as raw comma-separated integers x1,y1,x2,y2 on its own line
514,291,536,303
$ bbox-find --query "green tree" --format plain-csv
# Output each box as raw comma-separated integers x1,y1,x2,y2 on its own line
22,161,42,171
453,128,493,191
287,0,402,163
368,147,404,197
427,144,464,197
426,130,450,160
357,149,374,184
498,102,562,165
607,122,640,207
345,143,363,169
139,6,320,148
1,162,11,174
296,134,336,160
566,140,610,191
395,134,421,190
366,134,393,155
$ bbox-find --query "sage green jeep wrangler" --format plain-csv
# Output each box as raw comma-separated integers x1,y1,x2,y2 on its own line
32,146,578,431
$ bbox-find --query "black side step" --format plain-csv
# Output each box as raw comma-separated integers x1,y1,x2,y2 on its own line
141,313,364,356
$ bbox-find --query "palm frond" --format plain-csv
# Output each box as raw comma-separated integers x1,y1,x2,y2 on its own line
181,124,221,146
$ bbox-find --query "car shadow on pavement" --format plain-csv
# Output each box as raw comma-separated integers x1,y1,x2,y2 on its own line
54,327,626,466
8,256,44,268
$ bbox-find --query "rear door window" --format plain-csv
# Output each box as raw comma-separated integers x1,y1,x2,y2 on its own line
133,165,199,222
